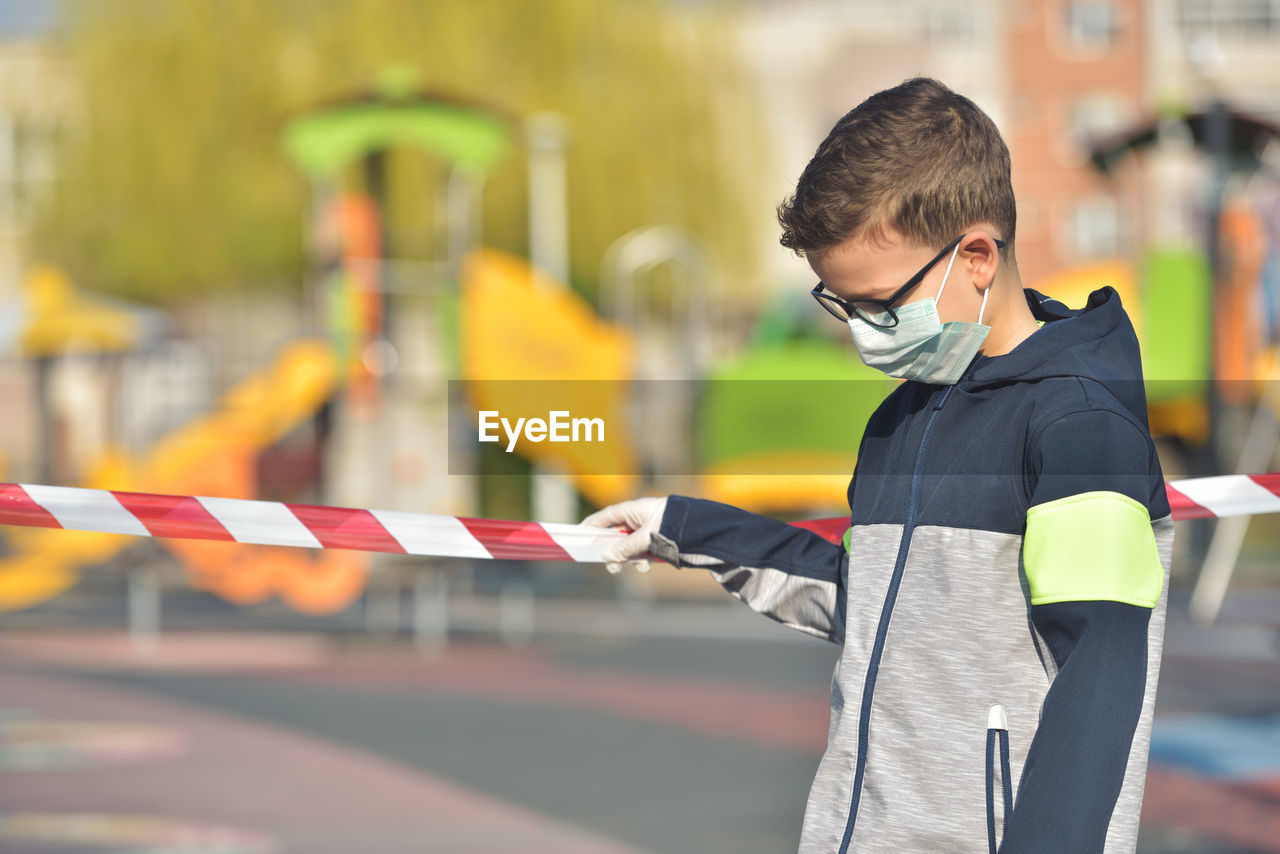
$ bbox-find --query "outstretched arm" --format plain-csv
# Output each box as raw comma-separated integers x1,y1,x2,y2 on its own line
584,495,847,643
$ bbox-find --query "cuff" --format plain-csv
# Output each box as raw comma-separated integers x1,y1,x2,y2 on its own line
651,494,693,567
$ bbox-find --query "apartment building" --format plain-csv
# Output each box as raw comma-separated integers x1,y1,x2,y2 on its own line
735,0,1280,289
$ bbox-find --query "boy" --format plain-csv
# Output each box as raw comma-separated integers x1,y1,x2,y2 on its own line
584,78,1172,854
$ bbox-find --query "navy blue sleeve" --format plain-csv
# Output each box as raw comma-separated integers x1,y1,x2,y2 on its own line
657,495,846,580
653,495,848,643
1001,409,1162,853
1021,405,1159,509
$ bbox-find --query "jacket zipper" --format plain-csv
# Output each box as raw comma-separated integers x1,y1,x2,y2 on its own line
838,384,954,853
986,703,1012,854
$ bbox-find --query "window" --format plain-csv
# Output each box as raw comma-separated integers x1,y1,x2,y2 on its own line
1243,0,1280,30
1064,1,1120,49
1069,94,1131,145
1065,195,1123,259
919,2,978,41
1177,0,1280,40
0,115,59,227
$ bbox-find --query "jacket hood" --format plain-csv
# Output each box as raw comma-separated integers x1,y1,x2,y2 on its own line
962,286,1149,420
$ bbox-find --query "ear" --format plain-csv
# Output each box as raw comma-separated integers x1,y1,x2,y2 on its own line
959,231,1001,292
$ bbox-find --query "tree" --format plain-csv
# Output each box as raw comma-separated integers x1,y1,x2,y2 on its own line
35,0,766,304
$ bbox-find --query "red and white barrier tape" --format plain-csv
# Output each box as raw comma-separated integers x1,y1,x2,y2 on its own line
0,475,1276,563
1166,473,1280,520
0,483,626,563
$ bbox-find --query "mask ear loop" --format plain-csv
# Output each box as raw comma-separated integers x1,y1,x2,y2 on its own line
936,240,991,325
934,241,964,303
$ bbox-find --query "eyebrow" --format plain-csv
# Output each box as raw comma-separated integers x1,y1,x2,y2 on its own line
827,261,931,304
821,272,895,300
853,283,905,302
836,278,913,305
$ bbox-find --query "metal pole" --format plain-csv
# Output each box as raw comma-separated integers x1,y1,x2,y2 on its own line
1205,98,1231,471
363,566,402,638
127,563,161,655
526,112,570,287
34,356,54,484
600,226,714,478
497,574,535,647
413,564,449,653
526,112,577,524
1190,363,1280,625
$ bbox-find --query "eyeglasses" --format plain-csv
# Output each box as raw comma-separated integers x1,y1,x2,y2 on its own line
812,235,1005,328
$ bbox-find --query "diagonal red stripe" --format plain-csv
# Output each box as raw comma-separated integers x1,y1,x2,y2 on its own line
1164,484,1215,520
790,517,847,544
288,504,406,554
1248,473,1280,497
457,517,571,561
0,483,62,528
113,491,236,540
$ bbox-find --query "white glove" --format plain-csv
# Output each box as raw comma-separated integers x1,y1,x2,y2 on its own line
580,496,668,574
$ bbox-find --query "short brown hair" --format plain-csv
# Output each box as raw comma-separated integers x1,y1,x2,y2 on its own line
777,78,1016,258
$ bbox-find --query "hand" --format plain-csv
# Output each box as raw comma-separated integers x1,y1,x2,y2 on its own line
581,497,668,574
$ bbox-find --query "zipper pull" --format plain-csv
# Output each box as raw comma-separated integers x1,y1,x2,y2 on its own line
933,385,955,411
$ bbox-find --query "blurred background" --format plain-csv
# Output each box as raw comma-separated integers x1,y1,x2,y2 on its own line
0,0,1277,851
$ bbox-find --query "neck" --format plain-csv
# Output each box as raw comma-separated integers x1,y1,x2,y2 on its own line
978,272,1037,357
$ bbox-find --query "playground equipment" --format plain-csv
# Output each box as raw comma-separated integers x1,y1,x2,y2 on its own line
1090,103,1280,624
281,77,511,419
0,265,163,610
0,266,166,483
600,225,716,482
1191,351,1280,624
1087,102,1280,444
1028,248,1214,444
698,335,894,513
0,80,625,622
281,76,510,352
0,76,521,616
282,78,605,524
0,338,355,614
460,248,637,507
1190,194,1280,625
283,72,888,523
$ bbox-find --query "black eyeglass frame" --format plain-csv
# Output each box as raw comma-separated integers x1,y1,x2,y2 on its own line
811,234,1006,328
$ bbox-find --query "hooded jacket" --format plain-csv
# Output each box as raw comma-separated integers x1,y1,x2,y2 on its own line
649,287,1173,854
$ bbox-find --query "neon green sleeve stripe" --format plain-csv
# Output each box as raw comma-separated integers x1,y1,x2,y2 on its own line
1023,491,1163,608
843,526,853,553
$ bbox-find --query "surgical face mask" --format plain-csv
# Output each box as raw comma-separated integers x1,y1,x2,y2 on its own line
847,242,991,385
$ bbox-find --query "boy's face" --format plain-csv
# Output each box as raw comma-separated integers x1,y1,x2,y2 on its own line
808,226,999,327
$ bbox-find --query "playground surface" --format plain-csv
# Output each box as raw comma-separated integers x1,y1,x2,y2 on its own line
1,594,1278,854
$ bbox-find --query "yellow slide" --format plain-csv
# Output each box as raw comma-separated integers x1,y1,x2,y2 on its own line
461,249,639,506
